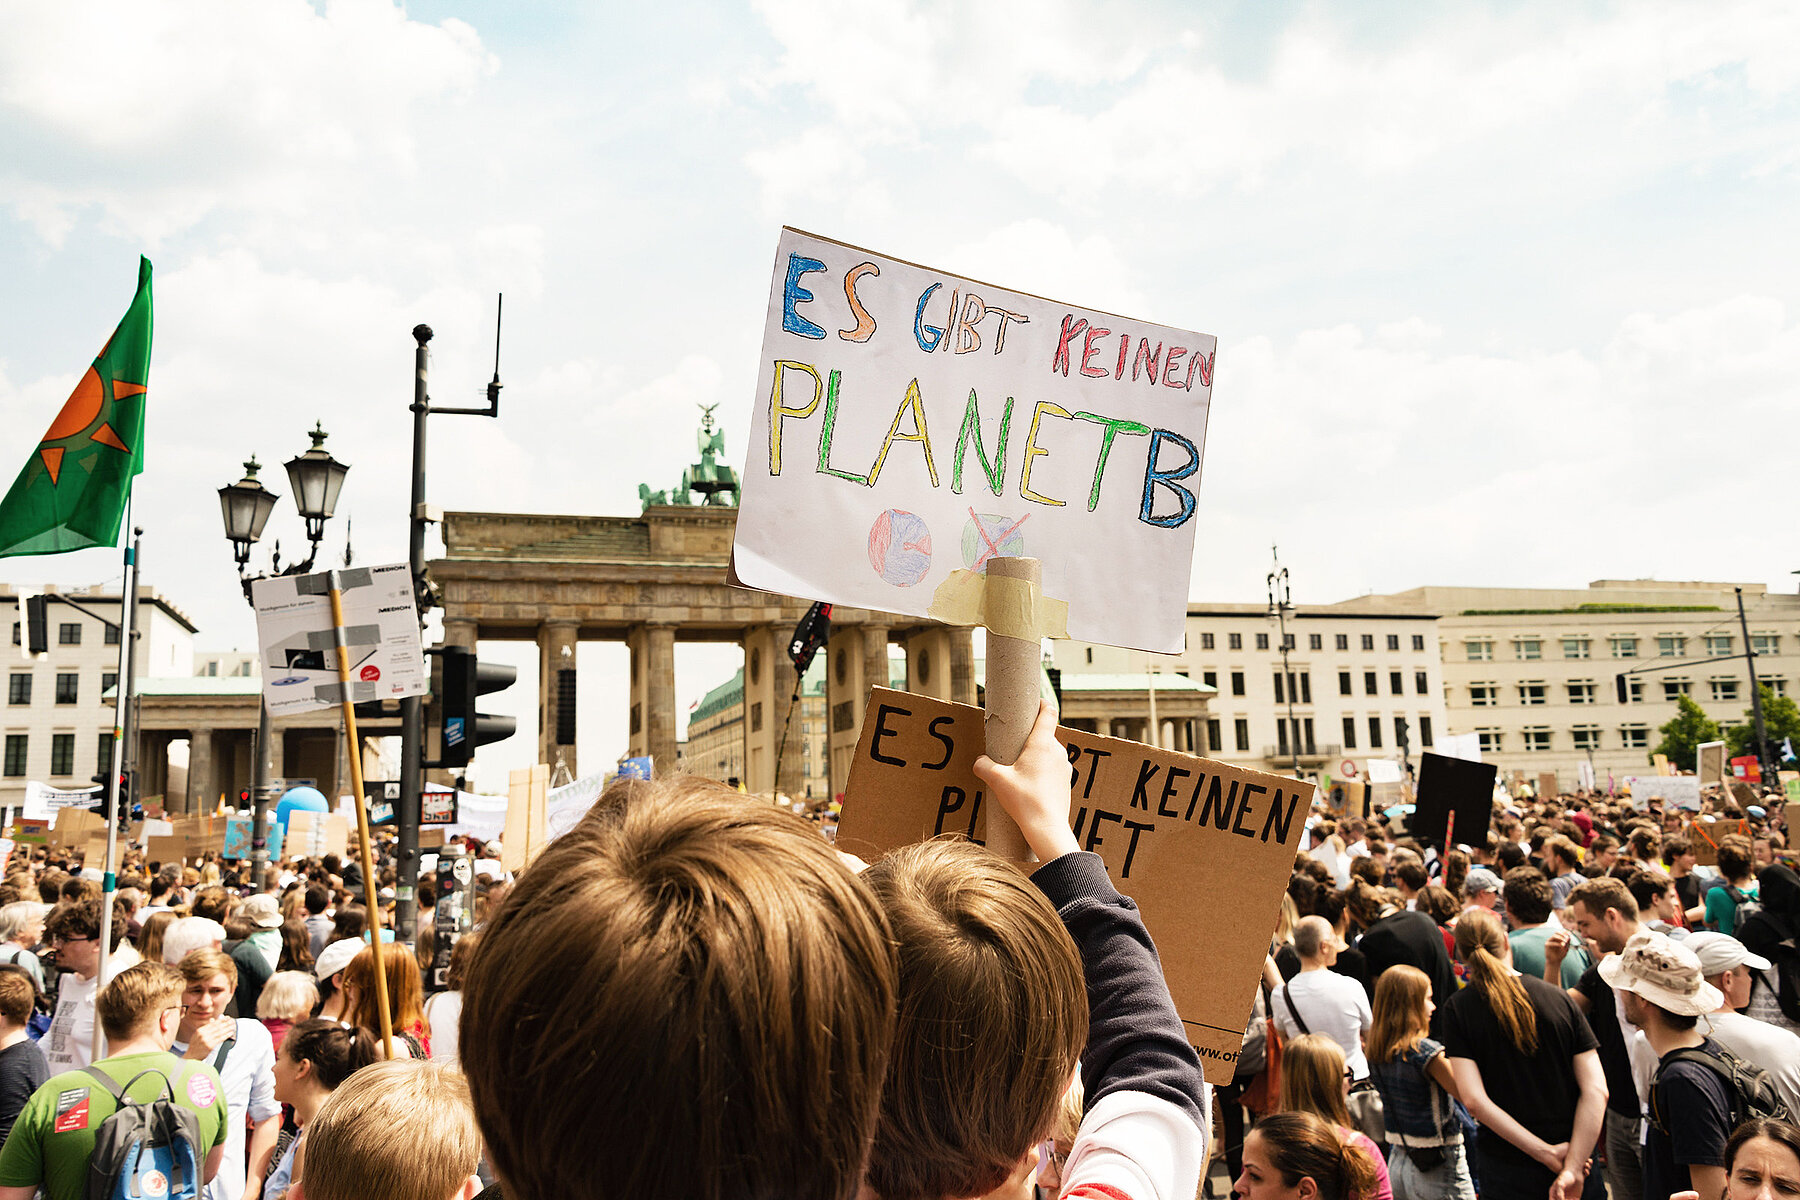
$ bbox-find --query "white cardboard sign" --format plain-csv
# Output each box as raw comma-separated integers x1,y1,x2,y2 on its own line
252,564,427,717
1624,775,1702,812
731,228,1215,653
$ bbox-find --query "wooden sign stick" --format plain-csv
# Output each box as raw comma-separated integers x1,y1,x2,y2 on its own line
980,557,1039,861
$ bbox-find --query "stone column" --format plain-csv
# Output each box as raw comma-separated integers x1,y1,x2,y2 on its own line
537,621,580,779
949,627,976,705
440,618,477,651
644,625,678,777
906,627,953,701
742,624,802,798
185,731,214,815
824,623,886,798
626,626,650,761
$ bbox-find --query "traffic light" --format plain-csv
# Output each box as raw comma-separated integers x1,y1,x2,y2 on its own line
436,646,517,768
1615,673,1630,704
1396,717,1411,753
21,595,47,656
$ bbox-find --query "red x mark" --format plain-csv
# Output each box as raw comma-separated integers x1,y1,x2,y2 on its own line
969,507,1030,570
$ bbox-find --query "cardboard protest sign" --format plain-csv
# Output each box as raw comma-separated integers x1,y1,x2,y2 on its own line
224,815,283,861
1730,755,1762,784
1412,753,1498,851
835,688,1308,1084
252,564,426,718
1624,775,1701,812
1697,742,1727,791
731,229,1215,654
286,811,350,860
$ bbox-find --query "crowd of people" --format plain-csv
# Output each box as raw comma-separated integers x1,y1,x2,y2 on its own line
0,723,1788,1200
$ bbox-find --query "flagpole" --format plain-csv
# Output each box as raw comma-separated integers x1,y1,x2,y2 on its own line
91,519,138,1060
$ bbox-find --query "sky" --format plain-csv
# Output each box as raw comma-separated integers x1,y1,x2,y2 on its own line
4,0,1799,790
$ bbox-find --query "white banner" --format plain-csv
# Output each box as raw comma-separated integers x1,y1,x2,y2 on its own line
1623,775,1701,811
21,781,101,822
252,564,426,717
732,228,1215,653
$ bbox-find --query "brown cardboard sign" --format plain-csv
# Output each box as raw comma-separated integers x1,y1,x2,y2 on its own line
836,687,1311,1084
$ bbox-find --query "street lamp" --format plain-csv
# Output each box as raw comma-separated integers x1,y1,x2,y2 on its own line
217,426,352,889
1267,546,1300,778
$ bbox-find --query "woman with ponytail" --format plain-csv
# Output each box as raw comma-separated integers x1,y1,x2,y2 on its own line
1438,910,1606,1200
263,1018,382,1200
1279,1034,1393,1200
1238,1110,1383,1200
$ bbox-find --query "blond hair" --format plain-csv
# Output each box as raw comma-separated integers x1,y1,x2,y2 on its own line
96,961,184,1041
862,838,1087,1200
1279,1033,1352,1127
300,1059,479,1200
1455,909,1537,1055
1367,965,1431,1065
257,970,320,1021
176,946,237,989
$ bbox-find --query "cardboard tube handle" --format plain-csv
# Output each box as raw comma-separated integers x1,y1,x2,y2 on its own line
981,557,1038,861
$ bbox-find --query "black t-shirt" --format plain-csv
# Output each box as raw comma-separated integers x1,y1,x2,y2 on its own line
1673,872,1703,916
1440,974,1599,1183
1275,944,1302,982
1358,910,1456,1005
1331,945,1370,993
1573,962,1639,1115
0,1037,49,1147
1644,1039,1733,1200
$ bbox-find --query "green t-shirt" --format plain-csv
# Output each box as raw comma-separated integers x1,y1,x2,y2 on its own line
1510,923,1593,989
0,1050,229,1200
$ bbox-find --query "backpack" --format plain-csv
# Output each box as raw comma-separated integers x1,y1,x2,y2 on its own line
1728,886,1765,930
80,1063,210,1200
1649,1044,1793,1135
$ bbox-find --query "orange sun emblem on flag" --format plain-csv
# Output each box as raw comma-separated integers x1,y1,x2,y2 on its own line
37,355,143,486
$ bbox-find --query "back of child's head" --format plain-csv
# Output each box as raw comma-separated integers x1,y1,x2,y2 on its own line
301,1059,479,1200
861,837,1087,1200
460,775,897,1200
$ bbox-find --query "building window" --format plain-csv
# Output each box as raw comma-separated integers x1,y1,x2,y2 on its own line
104,624,120,646
1277,720,1288,756
1519,682,1547,706
1281,633,1296,651
1760,677,1788,697
1522,728,1551,752
1412,635,1426,652
1516,638,1542,661
1367,716,1383,749
204,661,219,677
1571,726,1602,750
1228,633,1243,651
1619,725,1650,749
1364,672,1378,696
1705,635,1733,655
1231,671,1246,697
1477,730,1503,753
1567,681,1596,705
1342,716,1357,750
2,735,24,777
1611,636,1638,658
1562,637,1590,659
1085,648,1093,664
1389,671,1404,695
1308,633,1322,651
1273,673,1285,704
54,674,78,705
8,623,16,646
1336,634,1349,651
7,676,29,706
1470,683,1497,707
235,661,253,677
57,623,80,646
1658,635,1686,658
1383,634,1397,651
1466,639,1493,662
1338,671,1353,696
1361,634,1375,651
1662,678,1692,700
1625,678,1644,703
1414,670,1429,694
1200,632,1214,650
1300,673,1312,704
1710,678,1740,702
1206,719,1222,752
96,732,113,775
1303,718,1316,754
50,733,74,776
1234,719,1250,752
98,672,116,698
1753,633,1780,656
1419,716,1433,746
1202,670,1217,688
1256,633,1270,651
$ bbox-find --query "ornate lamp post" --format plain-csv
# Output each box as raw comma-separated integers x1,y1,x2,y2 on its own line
1267,546,1300,777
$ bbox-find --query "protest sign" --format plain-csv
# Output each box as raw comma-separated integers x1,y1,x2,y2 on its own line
1624,775,1701,812
1730,755,1762,784
1538,772,1559,799
286,810,350,859
502,765,548,874
51,807,105,847
1697,741,1727,791
22,781,101,823
730,229,1215,654
1434,733,1481,764
835,688,1307,1083
224,814,283,861
1413,753,1498,852
252,564,426,718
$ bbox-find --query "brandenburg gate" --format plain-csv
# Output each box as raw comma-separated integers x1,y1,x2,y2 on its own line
428,505,976,796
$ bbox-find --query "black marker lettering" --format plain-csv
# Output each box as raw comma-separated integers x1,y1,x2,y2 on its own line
1234,783,1267,839
1158,766,1189,818
870,704,911,766
922,715,955,770
1122,819,1154,877
1085,809,1123,854
1079,746,1111,798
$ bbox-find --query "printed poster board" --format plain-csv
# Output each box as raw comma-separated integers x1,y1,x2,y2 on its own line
1697,741,1727,791
224,814,283,861
731,229,1215,654
1624,775,1701,812
252,564,427,718
1412,753,1498,852
836,688,1308,1084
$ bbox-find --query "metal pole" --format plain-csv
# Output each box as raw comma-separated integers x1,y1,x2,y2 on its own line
252,698,272,888
1736,587,1775,788
1146,665,1159,749
396,324,432,943
92,528,138,1059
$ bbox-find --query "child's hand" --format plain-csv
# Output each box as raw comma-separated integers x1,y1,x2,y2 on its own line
974,701,1079,864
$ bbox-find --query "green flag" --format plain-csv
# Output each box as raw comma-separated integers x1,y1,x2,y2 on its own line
0,257,151,558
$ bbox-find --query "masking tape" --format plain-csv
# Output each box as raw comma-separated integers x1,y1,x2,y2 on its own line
928,569,1070,640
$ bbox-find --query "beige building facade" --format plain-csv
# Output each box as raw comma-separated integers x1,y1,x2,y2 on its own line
1355,580,1800,788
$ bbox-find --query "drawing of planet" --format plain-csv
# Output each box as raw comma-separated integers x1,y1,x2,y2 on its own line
961,512,1028,572
868,509,932,587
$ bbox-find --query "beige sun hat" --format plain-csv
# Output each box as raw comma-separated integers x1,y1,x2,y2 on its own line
1598,930,1725,1017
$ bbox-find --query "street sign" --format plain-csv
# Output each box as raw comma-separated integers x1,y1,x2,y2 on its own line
251,563,426,717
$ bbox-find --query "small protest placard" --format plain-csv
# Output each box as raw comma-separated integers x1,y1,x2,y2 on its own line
286,810,350,859
23,782,101,823
836,688,1308,1083
252,564,426,718
1697,742,1727,791
731,229,1215,654
1624,775,1701,812
224,815,283,861
1413,753,1498,851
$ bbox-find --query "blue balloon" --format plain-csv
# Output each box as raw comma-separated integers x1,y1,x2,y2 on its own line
275,786,330,830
